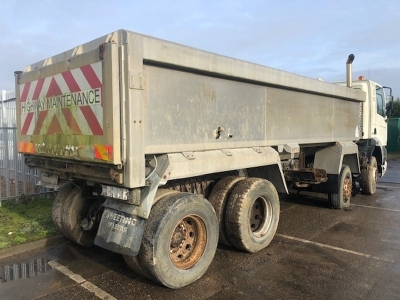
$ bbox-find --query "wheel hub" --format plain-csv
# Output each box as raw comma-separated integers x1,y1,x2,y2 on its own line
249,196,273,238
170,224,185,248
250,198,265,232
169,215,207,270
343,177,352,202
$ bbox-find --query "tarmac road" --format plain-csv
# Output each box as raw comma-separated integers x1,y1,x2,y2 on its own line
0,160,399,300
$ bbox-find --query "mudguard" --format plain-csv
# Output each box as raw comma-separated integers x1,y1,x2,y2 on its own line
94,207,145,256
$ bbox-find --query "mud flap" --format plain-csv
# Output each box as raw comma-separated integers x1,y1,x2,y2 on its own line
94,207,145,256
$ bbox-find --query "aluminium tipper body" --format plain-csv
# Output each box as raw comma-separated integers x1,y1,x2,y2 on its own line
17,29,364,166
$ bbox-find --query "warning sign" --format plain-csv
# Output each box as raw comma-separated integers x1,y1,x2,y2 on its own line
21,89,101,113
20,62,103,136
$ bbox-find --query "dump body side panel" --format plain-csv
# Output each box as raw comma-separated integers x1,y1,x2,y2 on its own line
143,65,361,154
141,34,364,102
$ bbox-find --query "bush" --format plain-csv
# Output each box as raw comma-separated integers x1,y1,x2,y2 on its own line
390,98,400,118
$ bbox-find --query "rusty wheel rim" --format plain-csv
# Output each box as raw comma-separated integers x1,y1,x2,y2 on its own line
343,176,352,203
169,215,207,270
250,196,273,238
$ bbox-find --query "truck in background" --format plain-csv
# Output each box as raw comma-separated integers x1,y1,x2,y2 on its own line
15,30,393,288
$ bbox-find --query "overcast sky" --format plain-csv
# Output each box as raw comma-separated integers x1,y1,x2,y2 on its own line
1,0,399,97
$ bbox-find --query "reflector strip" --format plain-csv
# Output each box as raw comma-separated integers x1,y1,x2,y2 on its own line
94,144,113,161
21,112,34,135
32,78,45,100
81,65,102,89
18,142,34,153
20,82,31,103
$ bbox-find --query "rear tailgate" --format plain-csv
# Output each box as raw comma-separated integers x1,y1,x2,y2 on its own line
15,33,125,186
16,37,121,166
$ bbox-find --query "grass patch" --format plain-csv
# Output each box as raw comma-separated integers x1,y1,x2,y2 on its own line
388,152,400,161
0,197,58,250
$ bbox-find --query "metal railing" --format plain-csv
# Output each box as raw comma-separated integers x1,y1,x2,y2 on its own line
0,91,51,205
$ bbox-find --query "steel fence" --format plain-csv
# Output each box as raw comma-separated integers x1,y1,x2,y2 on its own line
0,90,51,205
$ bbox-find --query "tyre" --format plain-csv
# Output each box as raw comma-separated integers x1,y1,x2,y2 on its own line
208,176,245,246
139,193,218,289
360,156,378,195
54,181,104,247
123,190,179,281
123,255,153,280
224,178,280,253
52,182,76,235
328,165,352,209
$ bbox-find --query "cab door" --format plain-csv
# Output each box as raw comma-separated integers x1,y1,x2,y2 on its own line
373,84,388,146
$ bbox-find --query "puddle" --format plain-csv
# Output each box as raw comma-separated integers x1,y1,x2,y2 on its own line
0,257,51,283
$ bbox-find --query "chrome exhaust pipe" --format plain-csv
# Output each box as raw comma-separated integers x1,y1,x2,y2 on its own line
346,54,355,87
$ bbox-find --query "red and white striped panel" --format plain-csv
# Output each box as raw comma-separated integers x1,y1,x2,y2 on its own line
20,62,103,136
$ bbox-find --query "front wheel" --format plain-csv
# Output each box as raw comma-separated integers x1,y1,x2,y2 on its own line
139,193,218,289
360,156,378,195
328,165,352,209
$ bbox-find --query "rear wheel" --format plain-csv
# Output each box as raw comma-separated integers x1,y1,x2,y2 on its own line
52,181,104,247
123,255,153,280
123,189,179,280
225,178,280,253
328,165,352,209
208,176,245,246
139,193,218,288
360,156,378,195
52,182,76,236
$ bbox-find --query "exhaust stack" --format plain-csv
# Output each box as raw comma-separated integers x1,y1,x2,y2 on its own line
346,54,355,87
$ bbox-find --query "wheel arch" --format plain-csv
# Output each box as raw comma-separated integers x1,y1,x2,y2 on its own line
314,141,360,175
357,137,387,173
372,146,386,173
246,163,288,193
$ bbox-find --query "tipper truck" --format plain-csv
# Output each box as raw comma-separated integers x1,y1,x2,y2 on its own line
15,29,393,288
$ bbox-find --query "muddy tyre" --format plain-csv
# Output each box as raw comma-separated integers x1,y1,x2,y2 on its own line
328,165,352,209
52,182,76,236
208,176,245,246
225,178,280,253
54,182,104,247
123,190,179,281
139,193,218,289
360,156,378,195
123,255,153,280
